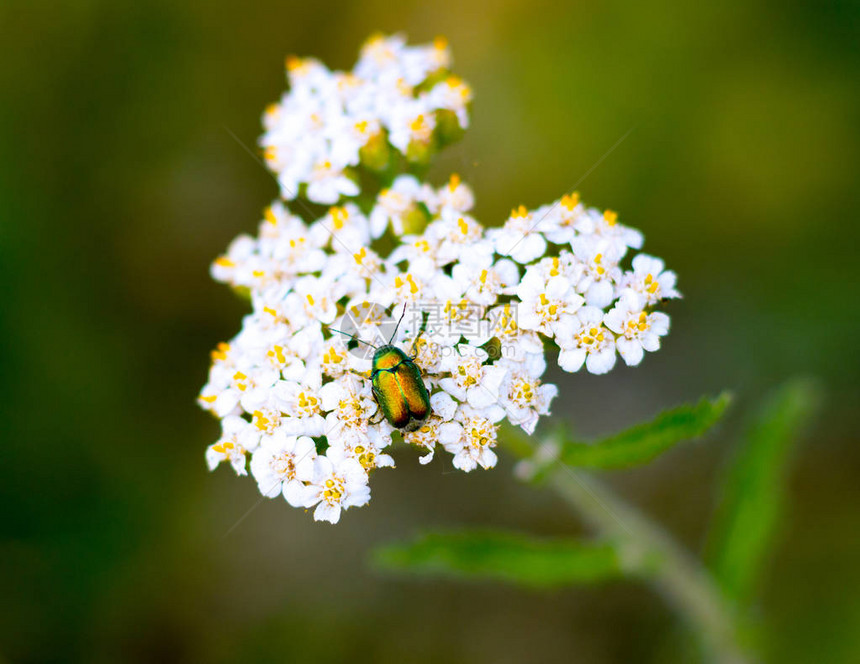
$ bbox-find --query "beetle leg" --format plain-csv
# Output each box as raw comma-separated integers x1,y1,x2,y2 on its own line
408,328,425,359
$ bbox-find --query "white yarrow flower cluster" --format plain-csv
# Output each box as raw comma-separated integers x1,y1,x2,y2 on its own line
261,33,471,205
200,35,678,524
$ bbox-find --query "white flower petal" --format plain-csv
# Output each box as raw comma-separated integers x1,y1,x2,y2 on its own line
616,338,645,366
586,347,617,375
558,347,586,372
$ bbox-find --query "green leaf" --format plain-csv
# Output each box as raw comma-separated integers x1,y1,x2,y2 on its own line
706,378,821,605
556,393,732,469
372,530,627,589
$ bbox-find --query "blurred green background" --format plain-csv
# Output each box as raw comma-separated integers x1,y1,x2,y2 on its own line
1,0,858,662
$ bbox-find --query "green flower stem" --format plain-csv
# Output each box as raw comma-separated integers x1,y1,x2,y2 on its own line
502,426,751,664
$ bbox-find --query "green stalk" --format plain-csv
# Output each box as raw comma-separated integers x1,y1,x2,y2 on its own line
503,426,752,664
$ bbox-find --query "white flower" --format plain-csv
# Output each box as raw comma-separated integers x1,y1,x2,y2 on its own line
339,300,407,353
527,251,585,286
539,193,593,245
452,258,519,306
428,75,473,128
354,33,407,80
319,375,381,445
311,204,379,251
370,175,432,236
209,365,281,418
571,235,623,308
429,173,474,214
621,254,681,306
591,208,643,253
273,376,326,436
377,269,459,306
270,148,314,201
281,275,341,327
489,205,547,264
497,358,558,434
401,329,444,374
426,212,487,264
421,297,488,347
604,292,671,366
249,431,317,505
403,391,461,464
439,344,507,418
259,204,328,276
516,269,584,337
443,406,500,472
388,106,436,154
210,235,257,286
326,116,381,168
326,427,395,472
260,341,309,382
306,163,359,205
305,456,371,524
320,336,351,378
283,55,333,95
557,306,618,375
387,235,441,279
242,407,287,450
400,35,451,84
325,247,386,299
205,416,252,475
476,304,543,353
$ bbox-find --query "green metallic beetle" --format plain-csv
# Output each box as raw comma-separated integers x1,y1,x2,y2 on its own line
330,307,431,432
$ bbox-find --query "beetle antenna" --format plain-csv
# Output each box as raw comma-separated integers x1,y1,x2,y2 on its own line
388,304,408,345
327,327,378,349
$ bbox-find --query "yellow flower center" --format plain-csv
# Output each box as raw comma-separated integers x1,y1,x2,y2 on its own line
267,345,287,365
211,342,230,362
329,206,348,230
561,192,580,210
